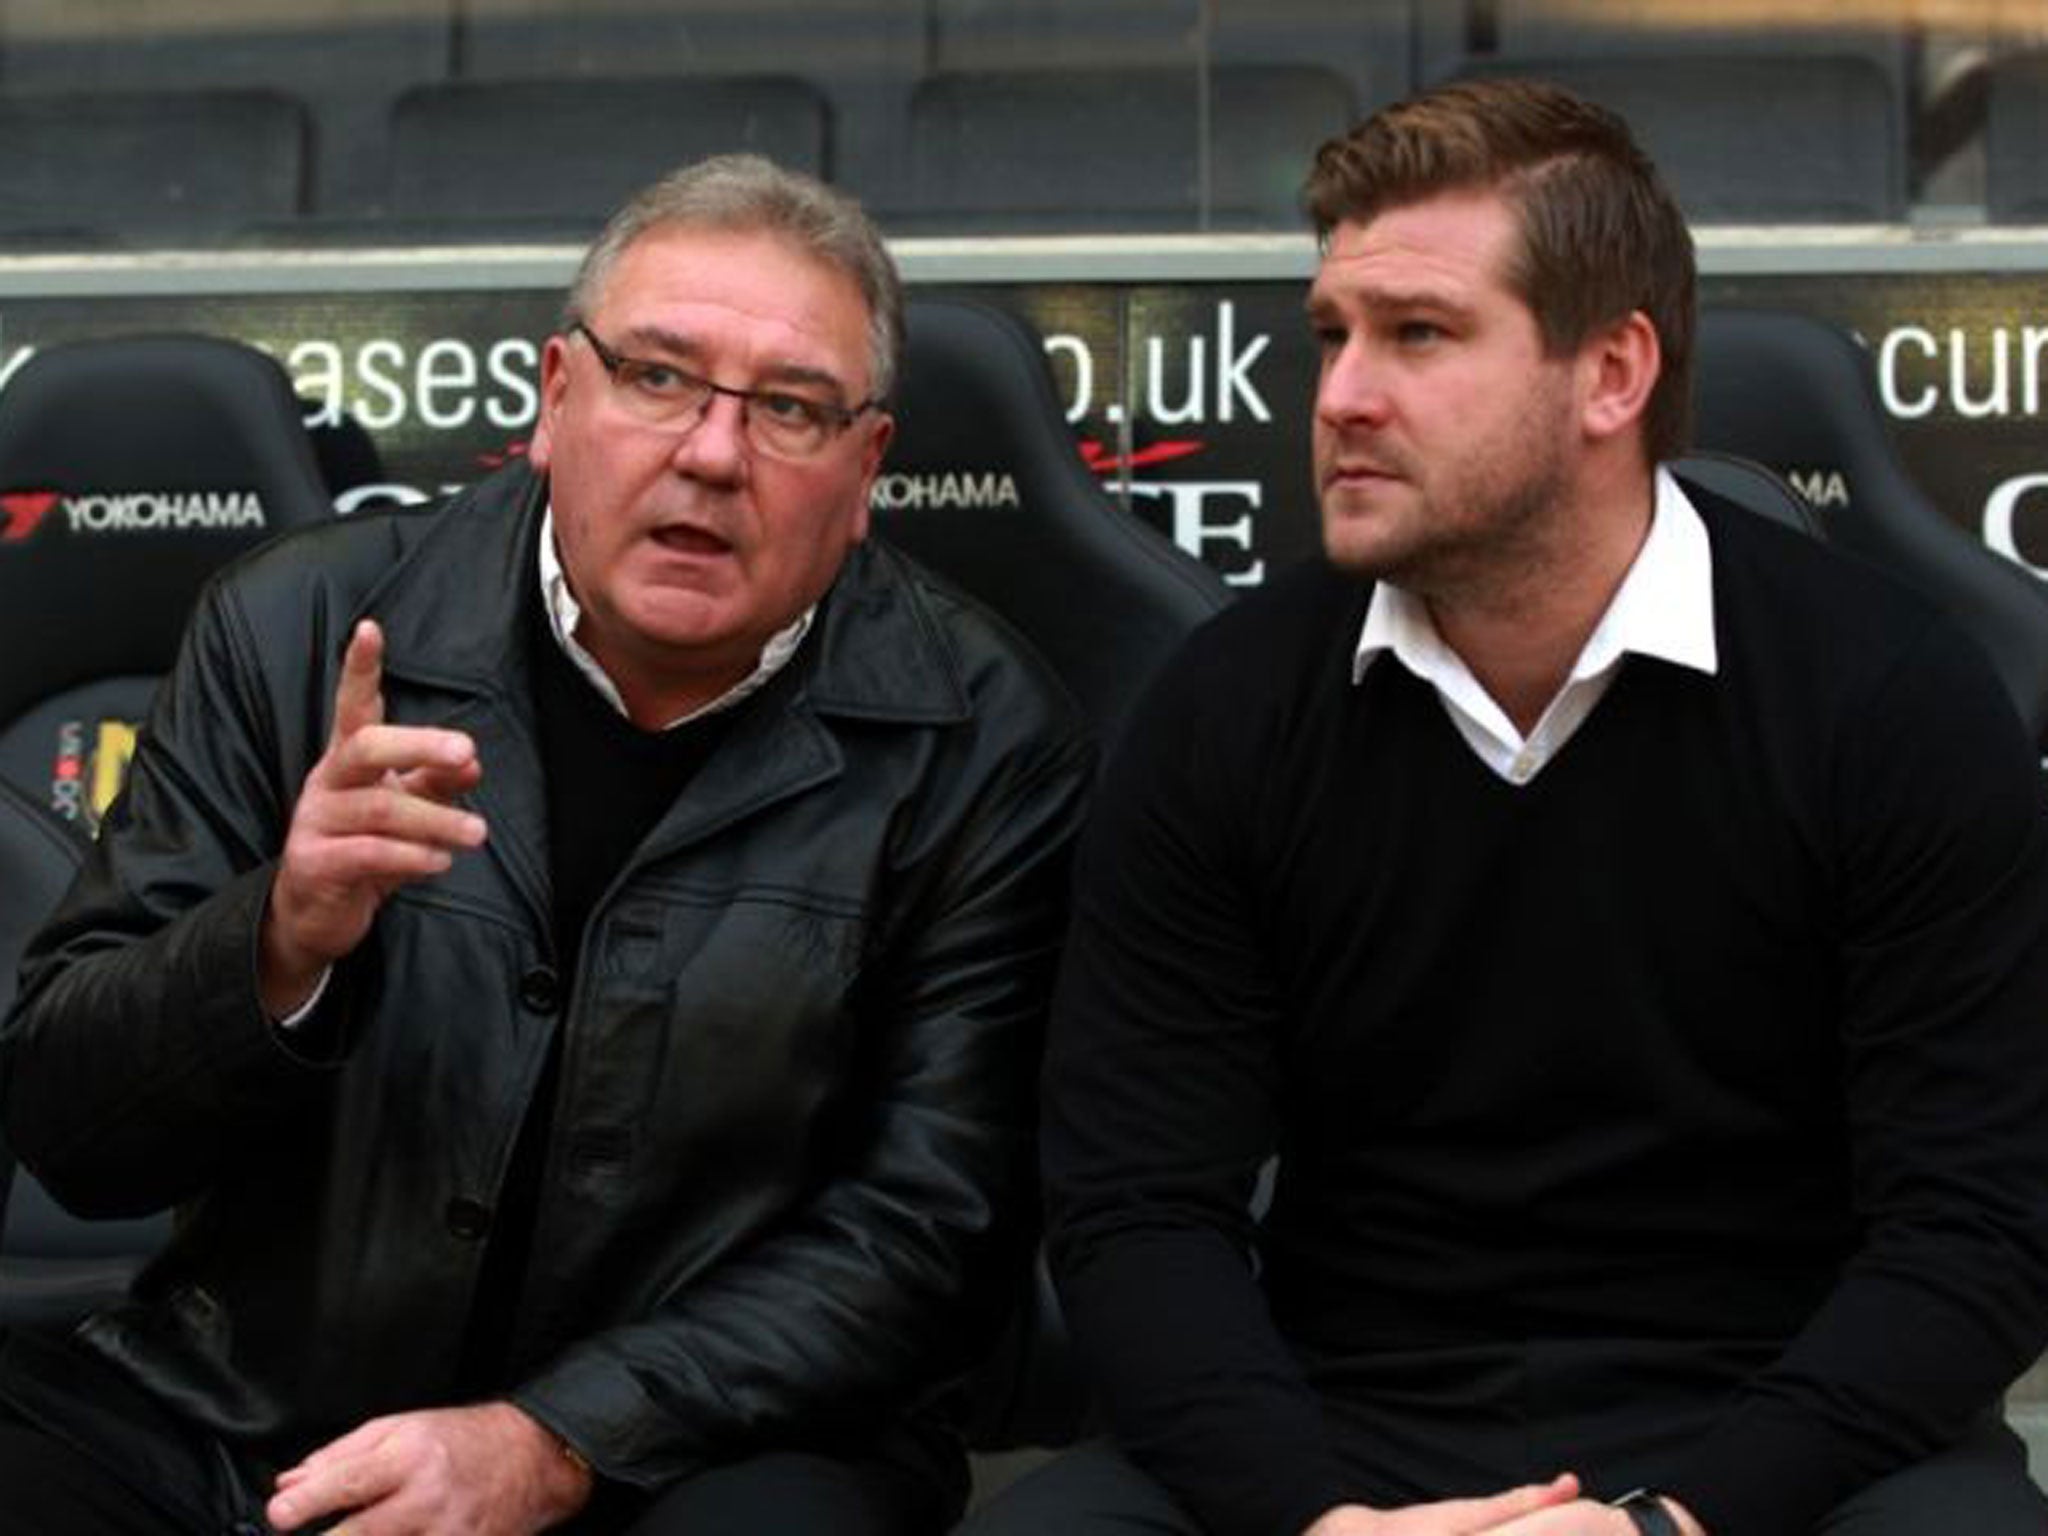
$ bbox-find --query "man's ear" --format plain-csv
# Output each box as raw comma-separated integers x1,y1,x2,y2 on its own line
527,334,573,472
1580,310,1661,446
849,412,893,544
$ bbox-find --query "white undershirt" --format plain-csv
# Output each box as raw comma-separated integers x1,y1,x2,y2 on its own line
1350,467,1719,786
537,504,812,730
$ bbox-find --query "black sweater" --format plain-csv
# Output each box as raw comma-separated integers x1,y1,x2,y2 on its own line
1044,495,2048,1536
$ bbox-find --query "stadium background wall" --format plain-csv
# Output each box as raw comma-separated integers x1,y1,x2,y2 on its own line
1,255,2045,587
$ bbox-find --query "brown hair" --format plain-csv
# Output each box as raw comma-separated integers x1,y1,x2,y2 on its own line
1304,77,1695,463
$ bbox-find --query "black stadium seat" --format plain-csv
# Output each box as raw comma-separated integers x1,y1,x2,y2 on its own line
880,298,1231,752
880,298,1229,1447
0,334,336,826
1693,307,2048,745
1672,450,1824,539
899,65,1356,232
388,76,831,238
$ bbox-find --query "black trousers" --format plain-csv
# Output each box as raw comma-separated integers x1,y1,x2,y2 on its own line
957,1423,2048,1536
0,1326,964,1536
0,1407,965,1536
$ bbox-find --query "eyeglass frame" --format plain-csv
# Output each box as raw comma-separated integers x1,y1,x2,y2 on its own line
568,321,885,458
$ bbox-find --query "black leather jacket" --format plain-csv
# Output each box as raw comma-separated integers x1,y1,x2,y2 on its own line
0,463,1092,1488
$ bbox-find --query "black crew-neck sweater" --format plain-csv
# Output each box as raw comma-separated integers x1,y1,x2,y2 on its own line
1044,494,2048,1536
457,589,748,1390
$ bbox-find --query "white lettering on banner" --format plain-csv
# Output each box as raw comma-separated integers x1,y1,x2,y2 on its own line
486,338,540,429
1877,324,2048,421
1140,302,1274,427
288,336,542,434
1786,469,1850,509
1146,332,1206,424
1953,327,2012,419
417,338,478,430
63,491,265,532
1045,334,1093,424
335,482,431,514
289,340,346,424
1984,473,2048,579
1215,302,1270,423
1040,303,1272,429
869,472,1020,511
0,343,33,394
354,339,409,431
331,482,468,515
50,719,84,822
1878,327,1939,419
1126,481,1267,587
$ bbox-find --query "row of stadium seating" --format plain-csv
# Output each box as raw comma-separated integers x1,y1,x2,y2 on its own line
7,0,2048,241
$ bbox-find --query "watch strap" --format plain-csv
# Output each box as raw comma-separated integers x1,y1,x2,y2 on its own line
1610,1488,1684,1536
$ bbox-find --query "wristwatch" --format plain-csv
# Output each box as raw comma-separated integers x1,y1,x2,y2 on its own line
1610,1488,1684,1536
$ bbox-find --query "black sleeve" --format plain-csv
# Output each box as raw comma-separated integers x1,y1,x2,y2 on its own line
1667,614,2048,1536
1042,630,1348,1536
1,572,341,1218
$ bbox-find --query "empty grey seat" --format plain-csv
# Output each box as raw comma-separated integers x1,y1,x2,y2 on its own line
1415,1,1911,96
0,89,308,242
389,76,830,237
1449,53,1905,222
1986,49,2048,222
451,1,917,213
901,64,1357,233
458,0,916,78
0,1,450,222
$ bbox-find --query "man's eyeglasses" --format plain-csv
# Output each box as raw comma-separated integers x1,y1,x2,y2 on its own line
571,322,882,461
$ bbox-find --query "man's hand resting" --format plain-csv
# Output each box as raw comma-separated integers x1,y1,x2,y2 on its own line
1303,1473,1581,1535
265,1402,592,1535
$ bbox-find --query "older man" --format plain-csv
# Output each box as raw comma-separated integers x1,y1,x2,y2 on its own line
0,155,1089,1535
965,78,2048,1536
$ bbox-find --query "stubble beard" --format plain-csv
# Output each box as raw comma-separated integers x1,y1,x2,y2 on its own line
1323,390,1575,611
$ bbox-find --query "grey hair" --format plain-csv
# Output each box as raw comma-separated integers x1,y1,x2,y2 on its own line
562,153,904,402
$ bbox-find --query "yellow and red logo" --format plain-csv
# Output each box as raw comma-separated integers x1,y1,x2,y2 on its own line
51,718,138,833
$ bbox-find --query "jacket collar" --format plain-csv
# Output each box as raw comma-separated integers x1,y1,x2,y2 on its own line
367,461,972,726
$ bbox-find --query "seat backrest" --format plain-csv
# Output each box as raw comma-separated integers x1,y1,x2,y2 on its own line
879,297,1231,751
0,333,335,826
1445,53,1903,222
0,0,450,223
1670,450,1824,540
900,64,1356,231
1416,1,1912,96
1986,48,2048,223
1692,307,2048,745
880,299,1229,1448
389,76,831,237
0,88,309,241
0,777,170,1322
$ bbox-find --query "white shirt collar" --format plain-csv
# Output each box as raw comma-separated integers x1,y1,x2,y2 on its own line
1351,467,1717,783
537,503,813,731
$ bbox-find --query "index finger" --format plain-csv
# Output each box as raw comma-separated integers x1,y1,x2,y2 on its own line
331,620,386,745
1457,1473,1580,1530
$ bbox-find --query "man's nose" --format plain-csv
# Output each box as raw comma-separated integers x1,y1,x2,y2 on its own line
1316,341,1392,428
671,391,749,481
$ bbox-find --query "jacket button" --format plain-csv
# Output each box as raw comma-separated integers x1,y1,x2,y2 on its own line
445,1197,492,1241
518,966,560,1013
